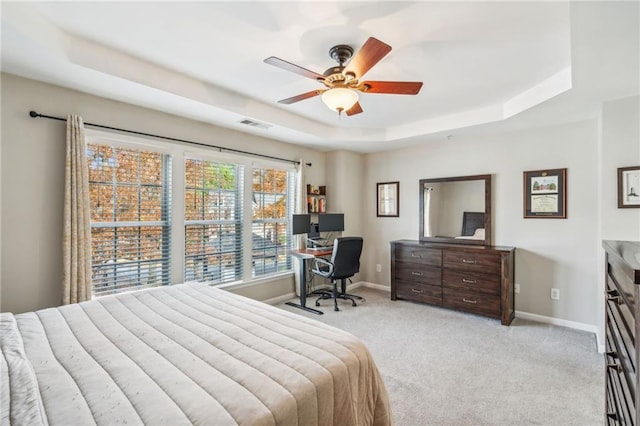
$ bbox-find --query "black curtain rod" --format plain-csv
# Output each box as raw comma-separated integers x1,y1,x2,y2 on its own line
29,111,311,167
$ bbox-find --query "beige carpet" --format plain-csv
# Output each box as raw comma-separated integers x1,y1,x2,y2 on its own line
278,287,603,426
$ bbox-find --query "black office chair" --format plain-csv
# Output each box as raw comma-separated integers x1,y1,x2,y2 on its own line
311,237,365,311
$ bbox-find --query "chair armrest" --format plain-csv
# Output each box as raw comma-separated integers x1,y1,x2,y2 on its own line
312,258,334,278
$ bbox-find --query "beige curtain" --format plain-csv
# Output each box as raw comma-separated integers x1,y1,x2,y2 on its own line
62,114,92,304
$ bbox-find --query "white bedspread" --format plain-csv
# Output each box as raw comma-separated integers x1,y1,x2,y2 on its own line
1,283,391,426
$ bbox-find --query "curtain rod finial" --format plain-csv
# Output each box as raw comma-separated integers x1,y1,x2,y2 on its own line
29,111,39,118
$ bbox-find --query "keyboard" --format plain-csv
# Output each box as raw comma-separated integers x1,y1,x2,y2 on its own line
307,246,333,251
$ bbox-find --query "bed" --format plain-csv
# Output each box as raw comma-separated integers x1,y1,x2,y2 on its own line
1,283,391,426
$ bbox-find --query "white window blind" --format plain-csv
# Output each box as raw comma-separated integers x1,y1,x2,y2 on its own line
251,167,295,277
87,143,172,296
184,158,244,284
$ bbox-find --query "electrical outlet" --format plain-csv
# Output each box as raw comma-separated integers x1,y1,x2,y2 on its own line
376,264,382,273
551,288,560,300
514,283,520,294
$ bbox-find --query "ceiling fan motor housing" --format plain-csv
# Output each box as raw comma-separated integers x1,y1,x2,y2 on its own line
329,44,353,65
323,44,357,86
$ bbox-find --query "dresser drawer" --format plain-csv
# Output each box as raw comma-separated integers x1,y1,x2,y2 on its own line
395,245,441,266
443,250,501,274
442,288,501,318
607,304,636,396
607,275,636,346
395,280,442,305
608,257,637,312
605,348,635,426
395,261,441,286
442,269,500,295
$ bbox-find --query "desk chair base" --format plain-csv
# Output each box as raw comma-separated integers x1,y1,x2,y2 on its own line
313,279,365,311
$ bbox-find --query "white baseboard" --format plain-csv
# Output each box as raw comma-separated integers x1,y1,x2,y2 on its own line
263,292,295,305
516,310,604,352
353,281,391,292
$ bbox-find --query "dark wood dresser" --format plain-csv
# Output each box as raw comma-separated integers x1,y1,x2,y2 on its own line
603,240,640,425
390,240,516,325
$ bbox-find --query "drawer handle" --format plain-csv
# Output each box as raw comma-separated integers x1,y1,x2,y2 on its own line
411,289,424,294
462,298,477,304
607,362,621,372
411,253,423,258
607,295,622,305
606,413,618,421
462,259,477,264
606,289,622,305
606,351,618,359
411,272,424,276
462,278,477,284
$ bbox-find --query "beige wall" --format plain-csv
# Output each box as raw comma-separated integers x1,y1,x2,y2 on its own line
0,73,326,313
362,98,638,344
363,120,602,327
601,95,640,241
324,150,365,237
324,150,365,283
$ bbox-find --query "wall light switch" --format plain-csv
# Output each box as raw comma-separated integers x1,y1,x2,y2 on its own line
551,288,560,300
514,283,520,294
376,264,382,273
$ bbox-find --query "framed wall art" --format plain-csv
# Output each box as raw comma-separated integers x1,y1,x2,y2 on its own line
618,166,640,208
377,181,399,217
523,168,567,219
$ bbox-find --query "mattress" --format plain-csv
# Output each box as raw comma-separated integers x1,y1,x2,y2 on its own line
1,283,391,425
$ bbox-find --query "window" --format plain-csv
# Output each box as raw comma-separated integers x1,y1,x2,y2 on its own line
86,135,297,296
251,167,295,277
87,143,172,296
184,158,243,284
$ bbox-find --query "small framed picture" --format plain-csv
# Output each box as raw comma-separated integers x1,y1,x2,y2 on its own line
377,181,399,217
523,168,567,219
618,166,640,208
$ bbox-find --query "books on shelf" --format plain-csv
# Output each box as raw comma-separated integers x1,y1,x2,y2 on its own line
307,196,326,213
306,184,326,213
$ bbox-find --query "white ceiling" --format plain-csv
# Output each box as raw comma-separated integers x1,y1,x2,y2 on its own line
1,2,638,153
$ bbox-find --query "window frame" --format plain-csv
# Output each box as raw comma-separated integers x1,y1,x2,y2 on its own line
184,157,244,284
85,129,297,296
251,167,296,278
87,141,173,296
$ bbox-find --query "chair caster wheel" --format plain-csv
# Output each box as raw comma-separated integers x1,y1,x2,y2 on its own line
334,307,339,311
352,303,357,307
315,302,320,306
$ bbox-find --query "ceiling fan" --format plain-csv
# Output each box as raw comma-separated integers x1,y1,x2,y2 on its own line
264,37,423,117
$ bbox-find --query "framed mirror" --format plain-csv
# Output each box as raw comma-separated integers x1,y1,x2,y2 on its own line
419,174,492,246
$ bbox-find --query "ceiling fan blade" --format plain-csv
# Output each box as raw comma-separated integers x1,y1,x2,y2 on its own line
360,81,423,95
346,102,363,116
278,89,325,105
264,56,325,81
343,37,392,79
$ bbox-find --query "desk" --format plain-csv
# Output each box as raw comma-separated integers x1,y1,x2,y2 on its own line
288,248,333,315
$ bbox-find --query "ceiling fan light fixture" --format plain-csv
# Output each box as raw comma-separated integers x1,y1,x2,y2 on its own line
321,88,359,114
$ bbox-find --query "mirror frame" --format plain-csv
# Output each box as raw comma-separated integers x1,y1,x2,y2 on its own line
418,174,492,246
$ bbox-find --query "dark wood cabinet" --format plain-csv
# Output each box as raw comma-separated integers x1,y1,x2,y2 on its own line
603,240,640,425
390,240,515,325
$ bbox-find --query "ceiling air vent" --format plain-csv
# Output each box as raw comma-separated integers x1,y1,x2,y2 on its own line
239,119,273,130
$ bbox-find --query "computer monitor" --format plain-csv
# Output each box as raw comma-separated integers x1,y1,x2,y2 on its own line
318,213,344,232
308,223,320,239
292,214,311,235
